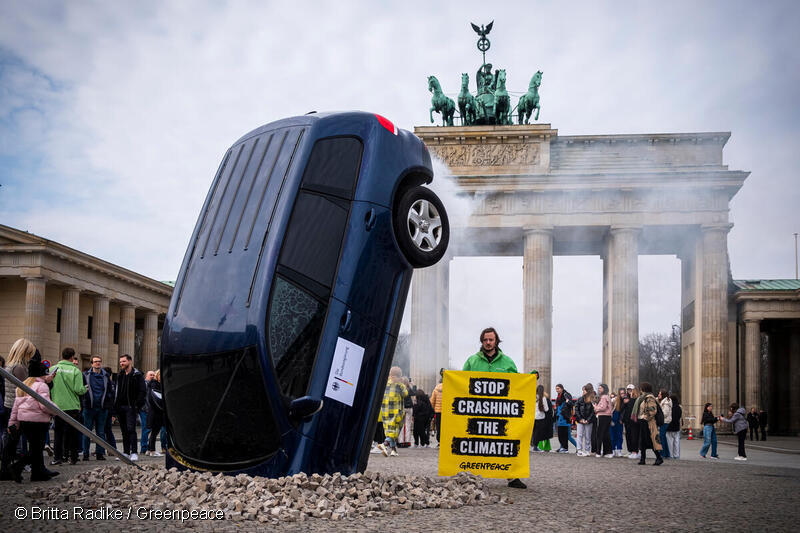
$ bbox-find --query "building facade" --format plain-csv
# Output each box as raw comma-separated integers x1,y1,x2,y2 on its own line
0,225,172,372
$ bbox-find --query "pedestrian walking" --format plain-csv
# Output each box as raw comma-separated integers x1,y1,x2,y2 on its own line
665,394,682,459
594,383,613,458
699,402,719,459
462,327,527,489
636,382,663,466
611,388,625,457
575,384,596,457
747,407,760,441
720,403,748,461
377,366,408,457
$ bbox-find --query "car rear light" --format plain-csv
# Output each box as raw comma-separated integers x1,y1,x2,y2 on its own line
375,114,398,135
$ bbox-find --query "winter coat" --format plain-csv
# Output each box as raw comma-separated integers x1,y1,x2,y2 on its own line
461,349,517,373
541,397,555,439
667,404,682,432
8,378,53,425
701,410,718,426
594,394,612,417
575,397,596,424
3,364,28,409
114,367,147,410
660,397,673,424
758,411,768,428
721,407,748,433
746,412,759,428
412,392,433,421
535,396,551,420
379,380,408,440
556,401,572,427
430,383,443,413
50,359,87,412
82,368,115,410
637,393,662,451
621,395,634,424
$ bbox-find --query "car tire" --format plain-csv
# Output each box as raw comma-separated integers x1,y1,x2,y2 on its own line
393,186,449,268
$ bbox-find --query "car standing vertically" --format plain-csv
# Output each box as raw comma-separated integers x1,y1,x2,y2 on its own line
161,111,449,477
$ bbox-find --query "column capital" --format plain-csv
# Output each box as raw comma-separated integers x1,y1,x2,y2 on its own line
93,294,110,303
742,315,762,324
523,226,553,236
701,223,734,235
24,275,47,283
120,303,137,311
609,225,642,236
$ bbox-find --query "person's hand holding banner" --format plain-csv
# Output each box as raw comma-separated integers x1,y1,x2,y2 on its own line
438,370,537,479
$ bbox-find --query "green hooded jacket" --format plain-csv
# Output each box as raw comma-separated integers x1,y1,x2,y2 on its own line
462,349,518,374
50,359,88,411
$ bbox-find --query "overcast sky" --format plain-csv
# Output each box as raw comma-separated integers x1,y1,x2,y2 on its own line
1,1,798,395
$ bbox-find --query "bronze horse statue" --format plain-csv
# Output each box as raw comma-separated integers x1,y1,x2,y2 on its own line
517,71,543,124
493,69,511,125
428,75,455,127
458,73,477,125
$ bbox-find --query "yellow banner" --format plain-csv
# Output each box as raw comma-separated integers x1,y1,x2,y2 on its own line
438,370,536,479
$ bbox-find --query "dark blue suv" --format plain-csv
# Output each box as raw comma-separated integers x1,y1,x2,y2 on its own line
161,112,449,477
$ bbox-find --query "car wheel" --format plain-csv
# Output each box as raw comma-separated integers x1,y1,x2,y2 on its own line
394,186,449,268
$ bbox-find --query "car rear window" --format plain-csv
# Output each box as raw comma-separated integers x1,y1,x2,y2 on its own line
300,136,363,199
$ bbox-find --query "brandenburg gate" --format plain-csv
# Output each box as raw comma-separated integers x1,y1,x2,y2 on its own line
409,123,749,424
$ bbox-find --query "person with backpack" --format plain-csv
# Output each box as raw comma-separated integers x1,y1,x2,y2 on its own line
554,384,573,453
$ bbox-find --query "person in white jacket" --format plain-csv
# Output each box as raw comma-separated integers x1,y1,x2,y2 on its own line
658,390,672,459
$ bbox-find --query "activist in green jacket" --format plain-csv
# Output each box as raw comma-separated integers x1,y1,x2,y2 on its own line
462,344,518,374
50,356,88,411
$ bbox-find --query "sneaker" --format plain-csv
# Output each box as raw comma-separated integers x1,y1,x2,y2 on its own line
530,446,536,453
50,459,62,466
628,452,640,460
507,478,527,489
557,448,569,454
377,444,389,457
700,455,706,458
130,453,139,462
711,455,720,459
604,454,614,458
150,451,163,457
734,456,747,461
595,454,603,458
389,449,398,457
536,448,545,453
44,444,54,457
369,445,382,454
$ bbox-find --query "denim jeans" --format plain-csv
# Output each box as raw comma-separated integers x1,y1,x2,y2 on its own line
140,411,149,453
577,423,593,453
82,407,108,457
659,424,670,458
700,425,718,457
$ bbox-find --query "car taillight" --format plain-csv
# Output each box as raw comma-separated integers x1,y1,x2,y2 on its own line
375,114,398,135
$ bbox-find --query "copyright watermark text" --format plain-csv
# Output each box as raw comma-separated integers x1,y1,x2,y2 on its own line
14,506,226,521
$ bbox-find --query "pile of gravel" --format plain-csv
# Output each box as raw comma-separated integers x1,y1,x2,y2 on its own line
26,465,505,523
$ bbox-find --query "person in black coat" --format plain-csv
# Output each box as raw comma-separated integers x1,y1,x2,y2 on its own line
746,408,760,441
145,370,165,456
758,410,768,441
411,389,433,447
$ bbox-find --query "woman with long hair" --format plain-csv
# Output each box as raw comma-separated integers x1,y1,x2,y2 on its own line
699,402,719,458
575,384,596,456
3,339,37,418
658,389,672,459
611,388,625,457
7,369,58,482
623,385,640,459
146,370,165,457
636,382,663,465
665,394,682,459
594,383,613,458
531,384,551,452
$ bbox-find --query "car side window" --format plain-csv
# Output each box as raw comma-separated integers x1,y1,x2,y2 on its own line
278,191,348,291
300,137,363,200
268,276,326,399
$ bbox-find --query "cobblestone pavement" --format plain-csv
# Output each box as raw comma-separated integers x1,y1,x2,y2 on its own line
2,440,799,532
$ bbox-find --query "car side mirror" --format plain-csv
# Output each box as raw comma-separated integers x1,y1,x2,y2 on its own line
289,396,323,421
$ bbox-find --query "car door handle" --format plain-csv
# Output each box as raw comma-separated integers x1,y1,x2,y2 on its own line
340,309,352,332
365,208,377,231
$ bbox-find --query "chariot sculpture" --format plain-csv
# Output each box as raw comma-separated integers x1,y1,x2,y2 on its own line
428,21,543,126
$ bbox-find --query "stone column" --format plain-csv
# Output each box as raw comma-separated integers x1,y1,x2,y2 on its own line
24,277,47,349
523,227,553,392
700,225,731,412
608,227,640,388
119,305,136,360
789,329,800,435
59,287,81,353
410,259,450,393
142,312,159,372
743,318,761,411
91,296,110,360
